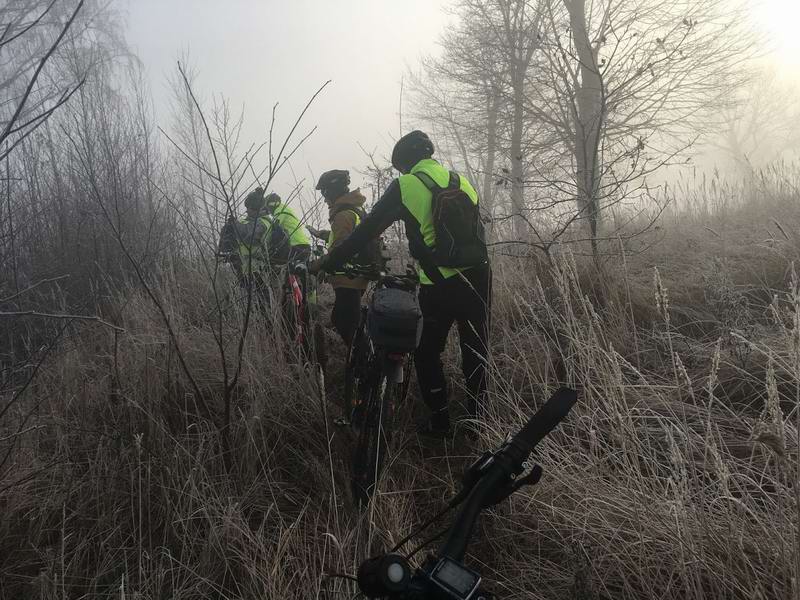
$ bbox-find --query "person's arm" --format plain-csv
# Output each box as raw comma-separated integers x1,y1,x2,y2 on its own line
329,210,357,251
321,179,404,272
307,226,330,241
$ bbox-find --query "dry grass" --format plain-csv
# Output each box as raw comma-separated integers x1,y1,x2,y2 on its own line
1,177,799,599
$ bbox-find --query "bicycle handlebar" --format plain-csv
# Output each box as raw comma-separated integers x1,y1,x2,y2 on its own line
339,263,419,290
505,386,578,468
438,387,577,563
356,387,577,599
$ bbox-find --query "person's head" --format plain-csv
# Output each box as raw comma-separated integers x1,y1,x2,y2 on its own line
264,192,281,211
315,170,350,204
264,192,281,212
244,187,265,215
391,130,434,174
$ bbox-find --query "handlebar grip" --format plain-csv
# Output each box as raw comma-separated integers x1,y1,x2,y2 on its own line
507,387,577,460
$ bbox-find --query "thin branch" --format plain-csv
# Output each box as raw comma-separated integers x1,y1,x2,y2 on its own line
0,310,124,331
0,0,86,148
0,275,70,304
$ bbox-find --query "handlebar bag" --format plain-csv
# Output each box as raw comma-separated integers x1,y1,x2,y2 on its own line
367,288,423,352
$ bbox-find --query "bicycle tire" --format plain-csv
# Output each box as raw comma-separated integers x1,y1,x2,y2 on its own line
312,320,327,368
351,364,397,507
343,312,368,423
281,285,301,343
397,354,414,406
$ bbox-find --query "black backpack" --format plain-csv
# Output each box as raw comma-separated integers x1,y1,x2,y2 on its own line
218,216,238,254
266,215,291,262
232,215,290,264
330,205,385,269
414,170,488,268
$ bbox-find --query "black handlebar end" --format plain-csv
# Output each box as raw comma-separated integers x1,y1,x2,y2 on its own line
509,387,577,460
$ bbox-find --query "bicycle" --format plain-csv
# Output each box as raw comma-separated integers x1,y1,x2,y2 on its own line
337,263,422,507
351,387,577,599
215,250,326,373
279,256,327,373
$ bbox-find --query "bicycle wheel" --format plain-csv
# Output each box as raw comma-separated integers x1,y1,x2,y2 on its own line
397,353,414,406
310,320,327,371
351,364,397,507
342,311,368,425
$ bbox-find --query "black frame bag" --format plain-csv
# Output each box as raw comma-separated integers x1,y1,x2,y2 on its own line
367,288,423,352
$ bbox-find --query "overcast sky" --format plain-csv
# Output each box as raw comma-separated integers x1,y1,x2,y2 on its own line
125,0,451,198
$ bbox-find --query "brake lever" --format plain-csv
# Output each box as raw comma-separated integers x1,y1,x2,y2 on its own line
482,464,544,507
452,434,545,509
511,464,543,493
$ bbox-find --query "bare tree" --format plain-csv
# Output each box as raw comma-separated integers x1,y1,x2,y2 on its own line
709,67,800,177
0,0,89,162
527,0,756,255
155,66,330,461
410,0,757,258
410,0,545,240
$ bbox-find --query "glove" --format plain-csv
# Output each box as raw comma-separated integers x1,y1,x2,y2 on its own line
307,226,330,241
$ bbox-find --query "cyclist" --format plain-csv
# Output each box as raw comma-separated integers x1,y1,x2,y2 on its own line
314,169,369,346
226,187,275,306
310,131,491,438
262,191,312,264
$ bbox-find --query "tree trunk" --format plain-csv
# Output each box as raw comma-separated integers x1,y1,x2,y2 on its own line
511,58,527,241
5,146,18,293
566,0,603,257
483,85,499,240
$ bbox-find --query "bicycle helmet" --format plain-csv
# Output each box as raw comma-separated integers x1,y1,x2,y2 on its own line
391,130,434,173
244,187,265,211
264,192,281,208
315,169,350,197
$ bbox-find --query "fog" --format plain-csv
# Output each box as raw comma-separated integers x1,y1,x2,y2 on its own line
3,2,800,596
126,0,450,193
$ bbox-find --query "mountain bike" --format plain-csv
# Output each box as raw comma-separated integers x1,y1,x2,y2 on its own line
338,263,422,507
216,250,326,373
279,256,327,375
350,387,577,599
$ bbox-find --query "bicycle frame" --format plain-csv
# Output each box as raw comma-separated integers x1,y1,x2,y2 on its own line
342,264,420,506
343,268,418,423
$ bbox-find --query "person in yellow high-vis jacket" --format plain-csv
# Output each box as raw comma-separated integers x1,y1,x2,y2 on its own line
227,187,275,308
262,192,311,264
311,132,492,438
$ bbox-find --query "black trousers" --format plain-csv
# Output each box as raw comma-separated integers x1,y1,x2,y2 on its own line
414,263,492,420
332,287,363,345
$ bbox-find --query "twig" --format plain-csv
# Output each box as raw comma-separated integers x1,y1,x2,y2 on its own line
0,275,70,304
0,0,85,148
0,310,124,331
